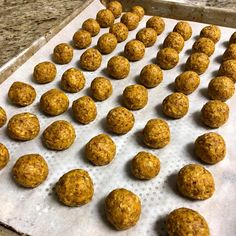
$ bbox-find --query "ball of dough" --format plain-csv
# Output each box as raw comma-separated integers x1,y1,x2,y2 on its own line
218,59,236,83
131,5,145,21
96,9,115,28
12,154,48,188
105,188,141,230
156,48,179,70
85,134,116,166
208,76,235,101
106,106,134,134
33,61,57,84
222,43,236,62
55,169,94,207
7,112,40,141
192,37,215,57
107,1,122,18
124,39,145,61
175,71,200,95
131,151,160,180
107,56,130,79
143,119,170,149
200,25,221,43
90,77,112,101
0,143,9,170
201,100,229,128
166,208,210,236
163,32,185,53
43,120,76,150
40,89,69,116
97,33,117,54
177,164,215,200
0,107,7,128
60,68,85,93
53,43,73,64
185,52,210,75
122,84,148,110
195,132,226,164
173,21,192,41
80,48,102,71
73,29,92,49
72,96,97,124
121,12,139,31
82,18,100,36
229,32,236,44
146,16,165,35
109,22,128,42
136,28,157,47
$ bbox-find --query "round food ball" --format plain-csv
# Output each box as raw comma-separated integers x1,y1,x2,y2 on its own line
53,43,73,64
0,143,9,170
122,84,148,110
97,33,117,54
173,21,192,41
124,39,145,61
85,134,116,166
229,32,236,44
106,106,134,134
90,77,112,101
192,37,215,57
131,151,160,180
195,132,226,164
218,59,236,83
80,48,102,71
143,119,170,149
82,18,100,36
96,9,115,28
40,89,69,116
73,29,92,49
43,120,76,150
131,5,145,21
166,208,210,236
107,56,130,79
163,32,185,53
55,169,94,207
109,22,128,42
121,12,139,31
200,25,221,43
222,43,236,62
136,28,157,47
105,188,141,230
0,107,7,128
33,61,57,84
72,96,97,124
107,1,122,18
208,76,235,101
201,100,229,128
7,112,40,141
146,16,165,35
185,52,210,75
156,48,179,70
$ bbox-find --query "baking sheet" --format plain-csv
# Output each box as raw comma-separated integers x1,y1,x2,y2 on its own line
0,1,236,235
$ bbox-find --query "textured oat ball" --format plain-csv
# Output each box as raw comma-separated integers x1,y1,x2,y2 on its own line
173,21,192,41
72,96,97,124
166,208,210,236
90,77,112,101
146,16,165,35
0,143,9,170
163,32,185,53
73,29,92,49
229,32,236,44
222,44,236,62
33,61,57,84
106,106,134,134
97,33,118,54
185,52,210,75
43,120,76,150
143,119,170,149
208,76,235,101
200,25,221,43
195,132,226,164
124,39,145,61
107,1,122,18
156,48,179,70
53,43,73,64
107,56,130,79
218,59,236,82
109,22,128,42
12,154,48,188
131,5,145,21
121,12,139,31
82,18,100,37
131,152,160,180
85,134,116,166
136,28,157,47
55,169,94,207
105,188,141,230
96,9,115,28
7,113,40,141
192,37,215,57
80,48,102,71
0,107,7,128
201,100,229,128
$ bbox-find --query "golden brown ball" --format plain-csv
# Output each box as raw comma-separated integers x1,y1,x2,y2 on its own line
107,1,122,18
173,21,192,41
222,44,236,62
156,48,179,70
121,12,139,31
73,29,92,49
146,16,165,35
96,9,115,28
229,32,236,44
218,59,236,83
109,22,128,42
97,33,117,54
124,39,145,61
192,37,215,57
0,143,9,170
130,5,145,21
200,25,221,43
163,32,185,53
82,18,100,37
0,107,7,128
136,28,157,47
53,43,73,64
80,48,102,71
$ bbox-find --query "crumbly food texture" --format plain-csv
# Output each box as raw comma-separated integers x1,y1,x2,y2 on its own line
80,48,102,71
130,5,145,21
229,32,236,44
163,32,185,53
82,18,100,36
53,43,73,64
173,21,192,41
222,43,236,61
146,16,165,35
200,25,221,43
121,12,139,31
107,1,122,18
192,37,215,57
96,9,115,28
218,59,236,82
124,39,145,61
73,30,92,49
156,48,179,70
136,28,157,47
0,106,7,128
109,22,128,42
0,143,9,170
97,33,117,54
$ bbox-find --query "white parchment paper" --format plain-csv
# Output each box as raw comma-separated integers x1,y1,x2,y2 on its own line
0,1,236,235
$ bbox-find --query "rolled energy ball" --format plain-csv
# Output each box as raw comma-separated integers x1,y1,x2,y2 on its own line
80,48,102,71
82,18,100,36
146,16,165,35
200,25,221,43
163,32,185,53
107,56,130,79
222,43,236,61
195,132,226,164
0,143,9,170
106,106,135,134
166,208,210,236
109,22,128,42
105,188,141,230
7,113,40,141
90,77,112,101
60,68,85,93
42,120,76,150
124,39,145,61
33,61,57,84
143,119,170,149
173,21,192,41
229,32,236,44
208,76,235,101
192,37,215,57
107,1,122,18
96,9,115,28
218,59,236,82
121,12,139,31
156,48,179,70
12,154,48,188
131,5,145,21
136,28,157,47
131,151,160,180
55,169,94,207
97,33,118,54
72,96,97,124
0,107,7,128
85,134,116,166
53,43,73,64
73,29,92,49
